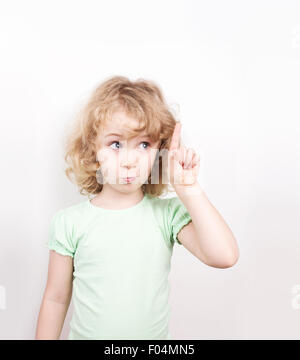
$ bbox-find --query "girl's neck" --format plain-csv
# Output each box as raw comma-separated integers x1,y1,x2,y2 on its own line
91,186,145,210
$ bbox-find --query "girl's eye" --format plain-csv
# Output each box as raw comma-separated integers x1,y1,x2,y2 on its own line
109,141,151,150
109,141,121,150
139,141,150,150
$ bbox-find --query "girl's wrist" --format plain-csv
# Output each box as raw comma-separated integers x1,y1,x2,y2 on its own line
173,181,203,197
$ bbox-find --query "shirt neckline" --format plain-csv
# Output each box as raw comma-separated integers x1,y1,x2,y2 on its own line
87,193,148,213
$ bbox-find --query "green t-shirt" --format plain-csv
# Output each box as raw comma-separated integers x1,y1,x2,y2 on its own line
47,192,192,340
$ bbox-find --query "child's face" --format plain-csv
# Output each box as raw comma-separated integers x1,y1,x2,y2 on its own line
95,110,161,193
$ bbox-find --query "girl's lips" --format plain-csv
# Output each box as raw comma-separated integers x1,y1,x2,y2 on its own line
122,177,136,183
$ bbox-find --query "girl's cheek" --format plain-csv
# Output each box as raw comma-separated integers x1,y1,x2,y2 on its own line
96,147,111,164
138,153,154,179
97,149,119,180
148,149,158,166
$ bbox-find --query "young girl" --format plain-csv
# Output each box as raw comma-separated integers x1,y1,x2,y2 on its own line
35,76,239,340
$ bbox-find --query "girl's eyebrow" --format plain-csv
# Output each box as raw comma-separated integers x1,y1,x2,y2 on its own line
105,133,122,138
105,133,151,140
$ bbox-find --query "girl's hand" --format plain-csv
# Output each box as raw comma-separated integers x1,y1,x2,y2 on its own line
167,122,200,190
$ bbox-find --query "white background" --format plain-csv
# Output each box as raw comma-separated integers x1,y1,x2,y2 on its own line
0,0,299,339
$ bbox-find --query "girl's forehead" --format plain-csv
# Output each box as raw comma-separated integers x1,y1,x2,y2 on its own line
110,110,139,126
101,124,148,138
101,116,148,138
99,110,160,142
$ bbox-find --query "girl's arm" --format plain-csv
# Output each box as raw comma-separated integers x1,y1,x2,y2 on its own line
176,183,239,268
35,250,73,340
168,122,239,268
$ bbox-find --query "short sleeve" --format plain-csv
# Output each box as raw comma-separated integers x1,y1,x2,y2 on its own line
168,197,192,245
46,209,76,258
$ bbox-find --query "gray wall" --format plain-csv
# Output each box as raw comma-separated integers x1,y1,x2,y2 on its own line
0,0,299,339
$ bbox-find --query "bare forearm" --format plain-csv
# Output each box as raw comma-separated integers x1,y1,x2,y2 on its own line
175,182,239,267
35,297,71,340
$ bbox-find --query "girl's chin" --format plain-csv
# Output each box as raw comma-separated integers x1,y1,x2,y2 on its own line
120,181,140,186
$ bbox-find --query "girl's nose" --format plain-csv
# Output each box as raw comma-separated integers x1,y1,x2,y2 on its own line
119,148,139,168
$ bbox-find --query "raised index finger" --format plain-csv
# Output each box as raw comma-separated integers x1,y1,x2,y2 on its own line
169,122,182,151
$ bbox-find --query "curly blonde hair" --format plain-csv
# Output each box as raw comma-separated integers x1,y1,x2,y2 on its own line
63,75,181,199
